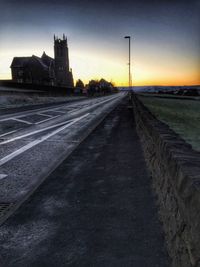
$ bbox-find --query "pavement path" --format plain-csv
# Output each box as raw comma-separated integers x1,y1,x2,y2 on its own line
0,98,170,266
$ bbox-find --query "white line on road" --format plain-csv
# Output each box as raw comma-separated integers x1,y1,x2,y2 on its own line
0,130,18,138
0,95,119,123
0,105,70,122
37,113,53,118
0,95,120,145
0,113,90,167
0,174,7,180
66,95,119,117
0,118,75,145
48,110,66,114
35,115,60,125
12,118,33,125
67,109,78,115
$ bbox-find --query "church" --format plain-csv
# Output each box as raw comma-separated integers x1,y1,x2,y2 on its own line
10,34,74,87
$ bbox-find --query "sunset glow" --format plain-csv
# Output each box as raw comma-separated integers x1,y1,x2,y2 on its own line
0,0,199,86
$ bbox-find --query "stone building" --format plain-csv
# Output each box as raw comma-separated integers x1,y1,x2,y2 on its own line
10,34,74,87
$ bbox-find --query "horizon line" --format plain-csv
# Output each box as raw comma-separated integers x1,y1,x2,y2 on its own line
0,79,199,88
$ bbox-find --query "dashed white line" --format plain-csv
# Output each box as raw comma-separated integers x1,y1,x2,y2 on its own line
0,113,89,167
12,118,33,125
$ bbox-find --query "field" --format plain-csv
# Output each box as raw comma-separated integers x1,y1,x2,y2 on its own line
138,93,200,101
138,95,200,152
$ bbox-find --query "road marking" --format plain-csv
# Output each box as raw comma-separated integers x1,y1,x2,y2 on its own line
50,110,66,114
0,130,18,138
0,95,121,146
0,95,119,123
0,118,75,145
57,111,67,114
65,95,120,117
35,115,60,125
12,118,33,125
0,104,71,122
37,113,53,118
0,174,7,180
68,109,80,114
0,113,89,167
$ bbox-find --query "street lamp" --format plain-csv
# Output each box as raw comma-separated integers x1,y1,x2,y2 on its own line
124,36,131,91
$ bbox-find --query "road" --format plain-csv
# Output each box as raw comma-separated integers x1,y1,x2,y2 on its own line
0,94,125,224
0,98,169,266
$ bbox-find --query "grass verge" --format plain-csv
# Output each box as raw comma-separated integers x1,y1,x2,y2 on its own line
138,95,200,152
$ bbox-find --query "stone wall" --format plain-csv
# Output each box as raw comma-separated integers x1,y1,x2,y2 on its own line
131,94,200,267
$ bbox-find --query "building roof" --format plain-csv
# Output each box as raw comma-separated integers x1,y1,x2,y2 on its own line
10,57,31,68
32,55,48,69
41,52,54,67
10,53,54,70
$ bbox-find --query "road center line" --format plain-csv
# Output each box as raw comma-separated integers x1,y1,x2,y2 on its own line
0,113,90,167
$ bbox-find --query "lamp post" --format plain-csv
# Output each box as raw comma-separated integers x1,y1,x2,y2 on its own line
124,36,131,91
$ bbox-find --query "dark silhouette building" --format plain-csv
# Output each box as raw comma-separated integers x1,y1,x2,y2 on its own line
10,35,74,87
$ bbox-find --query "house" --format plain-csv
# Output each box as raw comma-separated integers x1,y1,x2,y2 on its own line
10,34,74,87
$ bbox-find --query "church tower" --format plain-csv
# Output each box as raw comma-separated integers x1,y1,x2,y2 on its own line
54,34,73,87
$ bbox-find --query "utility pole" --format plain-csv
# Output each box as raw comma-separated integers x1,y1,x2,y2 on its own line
124,36,131,91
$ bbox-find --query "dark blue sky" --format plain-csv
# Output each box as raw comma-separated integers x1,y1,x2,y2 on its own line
0,0,200,85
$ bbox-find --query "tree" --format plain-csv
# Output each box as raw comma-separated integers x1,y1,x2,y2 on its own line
99,79,114,94
87,79,113,95
87,80,99,96
75,79,84,89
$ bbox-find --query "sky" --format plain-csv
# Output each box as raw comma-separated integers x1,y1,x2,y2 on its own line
0,0,200,86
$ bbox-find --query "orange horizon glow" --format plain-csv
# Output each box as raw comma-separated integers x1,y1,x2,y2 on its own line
1,74,199,87
1,74,200,87
0,46,199,87
1,0,200,90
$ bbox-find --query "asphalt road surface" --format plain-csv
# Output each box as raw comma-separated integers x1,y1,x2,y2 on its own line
0,94,125,208
0,96,86,116
0,98,170,266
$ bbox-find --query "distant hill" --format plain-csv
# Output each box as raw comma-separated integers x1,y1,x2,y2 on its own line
118,86,200,96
